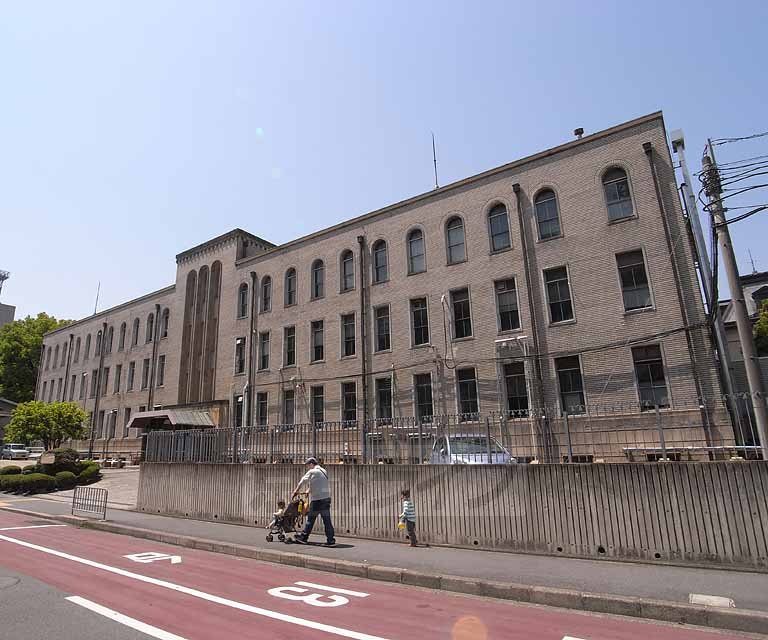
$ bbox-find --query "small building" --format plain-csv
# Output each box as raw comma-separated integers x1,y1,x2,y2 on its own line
0,397,18,443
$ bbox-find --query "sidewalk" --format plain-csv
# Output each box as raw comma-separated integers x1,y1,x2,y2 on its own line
2,493,767,616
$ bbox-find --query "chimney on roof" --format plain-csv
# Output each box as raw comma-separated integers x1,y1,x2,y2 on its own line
574,128,584,140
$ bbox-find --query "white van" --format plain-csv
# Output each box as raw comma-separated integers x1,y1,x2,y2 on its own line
1,444,29,460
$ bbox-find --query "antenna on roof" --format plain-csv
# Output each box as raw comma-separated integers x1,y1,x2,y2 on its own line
431,132,439,190
93,281,101,315
748,249,758,274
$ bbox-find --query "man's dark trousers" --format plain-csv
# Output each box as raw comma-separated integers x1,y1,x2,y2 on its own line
299,497,335,543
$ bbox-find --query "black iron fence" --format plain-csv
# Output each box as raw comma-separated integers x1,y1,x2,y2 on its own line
144,394,764,465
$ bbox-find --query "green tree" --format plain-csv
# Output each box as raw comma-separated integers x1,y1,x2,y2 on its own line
755,300,768,357
4,401,87,450
0,313,70,403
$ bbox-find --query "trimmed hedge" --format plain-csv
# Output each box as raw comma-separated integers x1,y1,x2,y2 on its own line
22,465,42,475
0,474,22,491
78,463,101,484
55,471,77,490
0,466,22,476
0,473,56,494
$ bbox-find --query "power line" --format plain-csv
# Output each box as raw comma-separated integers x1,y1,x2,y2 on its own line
712,131,768,145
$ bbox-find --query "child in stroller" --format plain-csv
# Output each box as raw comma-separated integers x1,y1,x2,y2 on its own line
266,495,306,543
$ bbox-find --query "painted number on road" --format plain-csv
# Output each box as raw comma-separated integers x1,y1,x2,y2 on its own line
123,552,182,565
268,581,369,608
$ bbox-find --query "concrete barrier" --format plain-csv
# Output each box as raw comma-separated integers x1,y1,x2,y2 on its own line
137,461,768,569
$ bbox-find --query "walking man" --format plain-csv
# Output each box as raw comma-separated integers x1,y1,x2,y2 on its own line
292,457,336,547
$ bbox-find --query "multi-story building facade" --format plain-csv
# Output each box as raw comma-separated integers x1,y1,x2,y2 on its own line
36,112,729,460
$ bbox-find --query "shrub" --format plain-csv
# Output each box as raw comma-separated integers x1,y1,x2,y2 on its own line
78,464,101,484
41,448,83,475
17,473,56,494
55,471,77,490
0,466,22,476
0,474,23,492
22,465,42,475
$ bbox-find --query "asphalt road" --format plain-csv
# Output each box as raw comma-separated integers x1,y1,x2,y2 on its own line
0,510,755,640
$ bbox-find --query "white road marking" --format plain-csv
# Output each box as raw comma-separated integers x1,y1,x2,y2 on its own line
0,533,390,640
563,637,587,640
294,582,370,598
689,593,736,608
66,596,189,640
0,524,67,531
124,552,182,564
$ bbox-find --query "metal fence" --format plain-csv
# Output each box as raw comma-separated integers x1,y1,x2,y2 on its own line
72,485,108,520
144,394,764,465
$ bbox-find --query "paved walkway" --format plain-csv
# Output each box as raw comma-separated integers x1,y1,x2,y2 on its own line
2,492,767,615
45,468,139,509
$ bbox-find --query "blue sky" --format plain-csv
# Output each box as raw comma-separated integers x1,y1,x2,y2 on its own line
1,1,766,320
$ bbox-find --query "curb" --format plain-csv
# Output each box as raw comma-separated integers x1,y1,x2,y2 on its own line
3,506,768,636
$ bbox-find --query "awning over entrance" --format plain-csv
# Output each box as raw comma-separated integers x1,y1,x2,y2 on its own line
126,409,215,433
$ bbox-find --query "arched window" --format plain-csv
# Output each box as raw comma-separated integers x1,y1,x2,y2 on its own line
488,203,511,252
534,189,561,240
445,217,466,264
372,240,389,283
84,334,91,360
74,337,81,363
603,167,634,221
161,309,169,338
53,345,60,369
45,347,51,370
118,323,126,351
132,319,140,347
407,229,426,274
95,331,102,356
261,276,272,312
146,313,154,343
237,283,249,318
105,326,113,354
311,260,325,299
340,250,355,292
60,343,67,367
284,268,297,306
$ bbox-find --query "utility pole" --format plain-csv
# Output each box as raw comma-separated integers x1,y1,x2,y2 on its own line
703,143,768,459
670,130,735,399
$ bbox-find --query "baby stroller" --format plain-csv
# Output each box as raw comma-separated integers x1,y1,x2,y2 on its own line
266,495,306,543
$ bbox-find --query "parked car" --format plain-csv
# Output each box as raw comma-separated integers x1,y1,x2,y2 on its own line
28,447,45,461
429,434,516,465
1,443,30,460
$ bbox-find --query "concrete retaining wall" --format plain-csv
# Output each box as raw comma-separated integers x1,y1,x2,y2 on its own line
138,462,768,569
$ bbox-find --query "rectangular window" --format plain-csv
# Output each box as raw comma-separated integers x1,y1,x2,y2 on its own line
555,356,585,415
123,408,131,438
504,362,528,416
632,345,668,410
107,410,117,439
341,382,357,422
233,395,243,428
41,381,47,402
258,332,270,370
311,320,324,362
374,305,391,352
261,279,272,312
495,279,520,332
98,410,105,439
141,359,150,390
283,389,295,424
69,375,76,401
617,251,652,311
341,313,356,357
375,377,392,423
57,378,63,401
79,373,87,400
156,355,165,387
544,266,574,323
414,373,433,422
235,337,246,374
451,288,473,339
48,381,55,402
410,298,429,346
256,392,268,426
127,362,135,392
311,386,324,424
102,368,110,396
90,370,98,397
114,365,122,394
456,368,479,417
283,326,296,367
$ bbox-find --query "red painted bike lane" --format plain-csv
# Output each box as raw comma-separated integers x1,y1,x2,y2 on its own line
0,511,747,640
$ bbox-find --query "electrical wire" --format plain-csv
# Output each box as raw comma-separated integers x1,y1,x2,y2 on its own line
712,131,768,145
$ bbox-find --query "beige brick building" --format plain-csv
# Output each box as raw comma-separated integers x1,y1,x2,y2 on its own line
36,112,729,461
